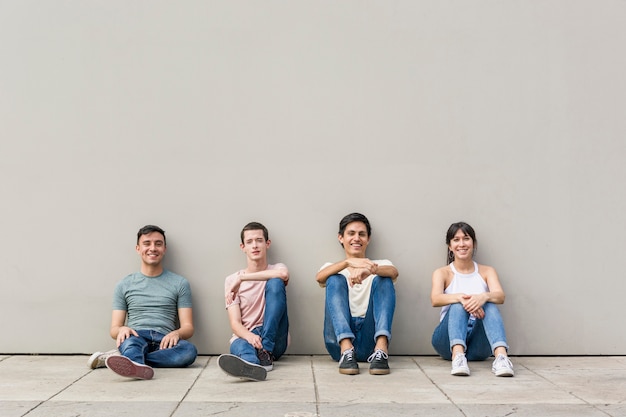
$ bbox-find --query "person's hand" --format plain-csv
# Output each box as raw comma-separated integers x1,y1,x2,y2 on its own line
226,275,243,304
346,258,378,287
347,267,373,287
116,326,138,347
460,294,487,316
276,269,290,285
346,258,376,273
473,307,485,319
246,333,262,350
160,331,180,349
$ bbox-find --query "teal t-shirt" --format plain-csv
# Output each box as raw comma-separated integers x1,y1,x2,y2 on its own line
112,270,193,335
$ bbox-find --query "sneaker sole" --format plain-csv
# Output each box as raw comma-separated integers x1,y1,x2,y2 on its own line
451,367,470,376
369,367,390,375
339,367,360,375
105,356,154,380
494,369,515,377
218,354,267,381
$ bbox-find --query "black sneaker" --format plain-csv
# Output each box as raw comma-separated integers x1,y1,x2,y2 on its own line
217,354,267,381
338,348,359,375
257,349,274,371
367,349,390,375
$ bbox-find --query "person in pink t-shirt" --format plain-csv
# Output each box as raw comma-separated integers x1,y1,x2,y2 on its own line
217,222,289,382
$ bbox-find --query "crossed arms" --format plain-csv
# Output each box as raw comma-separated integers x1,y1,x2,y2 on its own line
316,258,398,287
225,265,289,349
430,264,505,319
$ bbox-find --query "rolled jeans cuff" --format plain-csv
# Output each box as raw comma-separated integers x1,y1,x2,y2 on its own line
337,332,355,344
450,338,467,353
491,341,509,352
374,330,391,343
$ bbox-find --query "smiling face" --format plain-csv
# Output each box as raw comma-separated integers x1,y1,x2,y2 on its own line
448,229,475,262
136,231,166,267
240,229,270,263
338,221,370,258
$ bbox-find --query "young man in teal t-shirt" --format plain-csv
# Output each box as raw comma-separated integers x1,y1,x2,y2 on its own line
87,225,197,379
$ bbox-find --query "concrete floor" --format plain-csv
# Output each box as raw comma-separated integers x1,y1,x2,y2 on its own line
1,355,625,417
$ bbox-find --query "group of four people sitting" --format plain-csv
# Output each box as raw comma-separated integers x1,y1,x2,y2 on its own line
88,213,514,381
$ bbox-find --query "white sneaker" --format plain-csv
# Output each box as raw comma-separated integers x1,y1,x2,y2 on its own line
87,349,120,369
492,354,514,377
451,353,470,376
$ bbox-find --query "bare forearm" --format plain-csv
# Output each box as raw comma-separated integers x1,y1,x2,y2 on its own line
485,291,505,304
110,325,124,339
241,268,288,281
431,293,464,307
229,320,253,340
316,260,348,285
174,323,195,340
110,310,128,339
375,265,398,280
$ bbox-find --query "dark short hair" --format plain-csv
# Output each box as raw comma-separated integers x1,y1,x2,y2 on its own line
240,222,269,243
338,212,371,236
137,225,166,246
445,222,476,264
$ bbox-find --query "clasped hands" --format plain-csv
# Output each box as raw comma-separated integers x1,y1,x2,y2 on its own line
460,294,486,319
346,258,378,287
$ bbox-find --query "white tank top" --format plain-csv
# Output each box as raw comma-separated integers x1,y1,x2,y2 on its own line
439,261,488,322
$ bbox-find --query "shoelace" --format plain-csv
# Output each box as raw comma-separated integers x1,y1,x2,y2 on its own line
341,348,355,362
100,351,117,361
494,355,512,369
367,349,388,363
452,353,466,367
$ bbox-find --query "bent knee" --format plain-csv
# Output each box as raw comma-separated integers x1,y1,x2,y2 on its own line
326,274,348,289
266,277,286,289
180,342,198,367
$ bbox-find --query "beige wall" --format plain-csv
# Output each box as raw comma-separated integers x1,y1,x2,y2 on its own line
1,1,625,355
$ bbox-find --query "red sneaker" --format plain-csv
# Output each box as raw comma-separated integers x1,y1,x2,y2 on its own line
105,355,154,380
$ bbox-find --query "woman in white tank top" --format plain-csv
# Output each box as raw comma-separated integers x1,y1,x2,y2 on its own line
430,222,514,377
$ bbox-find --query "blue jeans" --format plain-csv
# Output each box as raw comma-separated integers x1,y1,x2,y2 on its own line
323,274,396,362
119,329,197,367
230,278,289,364
431,302,509,361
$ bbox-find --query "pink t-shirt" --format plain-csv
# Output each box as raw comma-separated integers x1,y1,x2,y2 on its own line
224,263,287,343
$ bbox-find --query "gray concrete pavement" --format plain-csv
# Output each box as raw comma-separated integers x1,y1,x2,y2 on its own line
1,355,625,417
